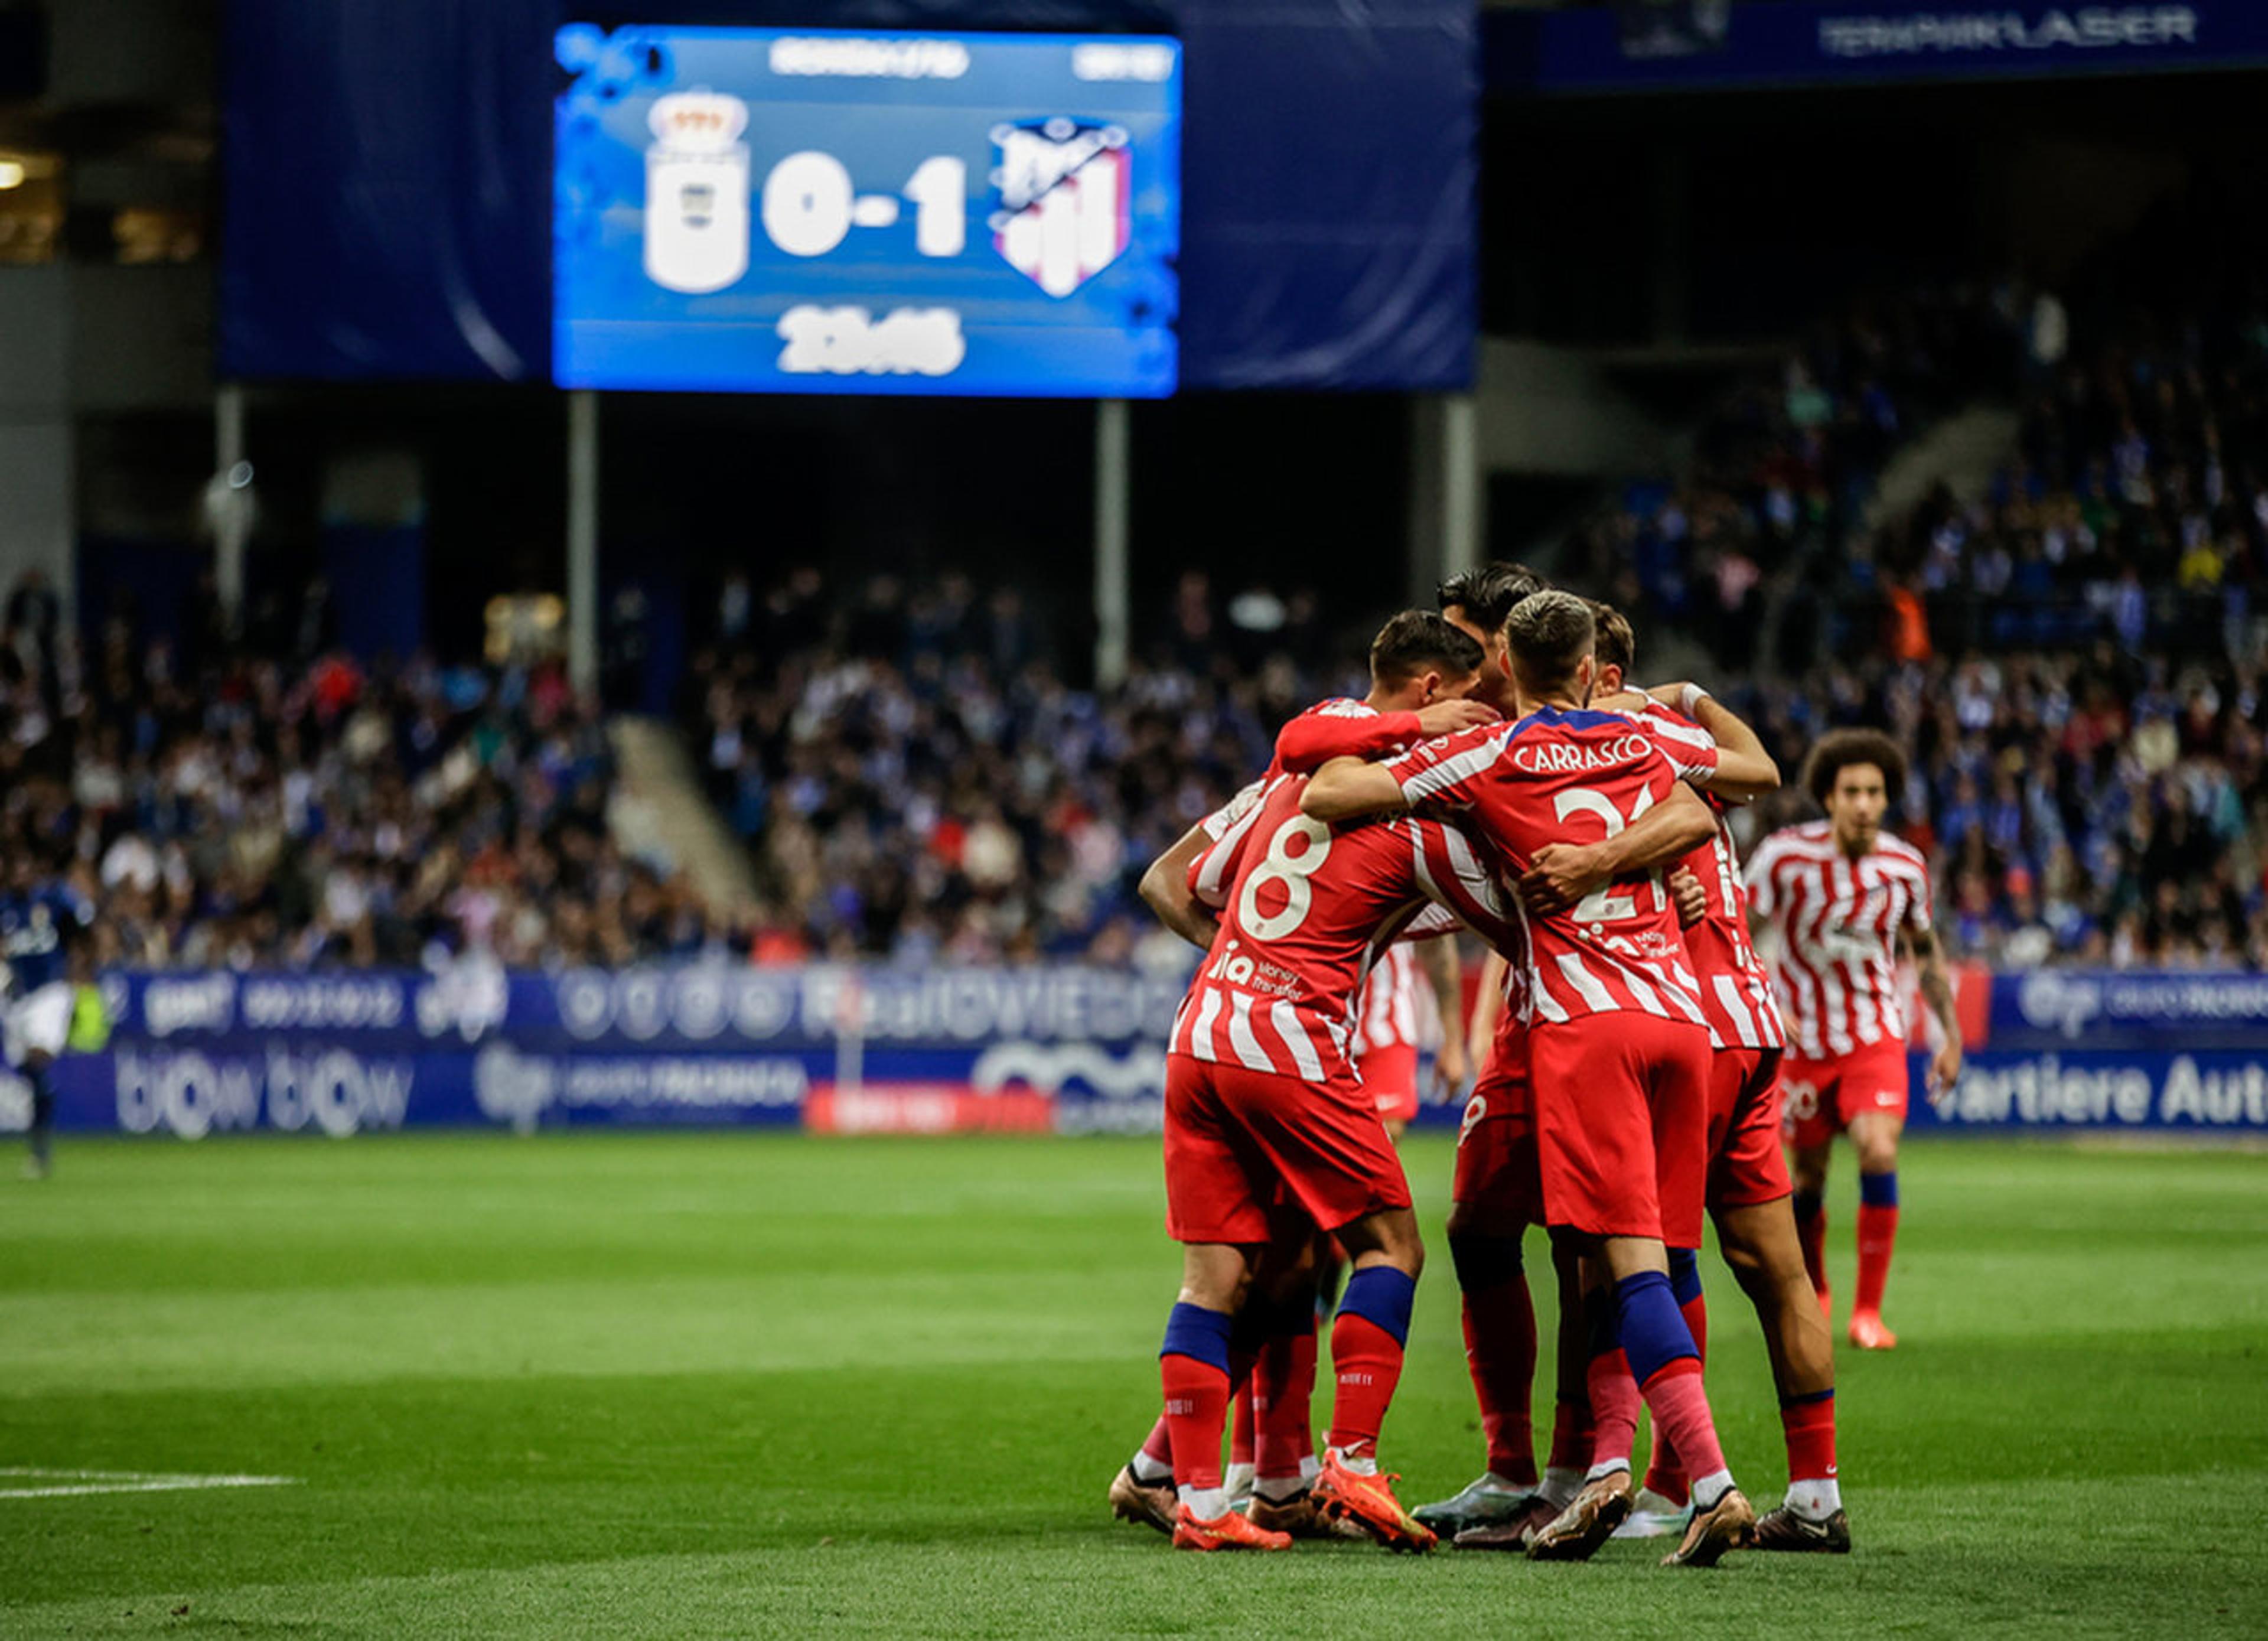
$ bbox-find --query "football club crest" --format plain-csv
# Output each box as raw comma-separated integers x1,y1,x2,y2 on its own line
988,117,1131,298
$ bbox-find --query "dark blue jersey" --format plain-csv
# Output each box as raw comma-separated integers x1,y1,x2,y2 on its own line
1,884,91,996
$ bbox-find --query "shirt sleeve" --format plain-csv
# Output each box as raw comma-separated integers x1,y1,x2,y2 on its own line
1398,903,1461,942
1405,817,1523,960
1200,779,1264,844
1743,835,1780,918
1640,711,1721,787
1190,779,1270,909
1904,855,1935,936
1272,699,1423,774
1384,725,1503,810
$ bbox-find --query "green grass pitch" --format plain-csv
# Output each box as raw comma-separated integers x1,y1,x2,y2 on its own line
1,1132,2264,1637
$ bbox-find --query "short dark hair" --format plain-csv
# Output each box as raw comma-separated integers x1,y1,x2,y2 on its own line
1804,729,1908,806
1504,590,1595,698
1436,561,1548,634
1370,610,1484,686
1590,602,1635,678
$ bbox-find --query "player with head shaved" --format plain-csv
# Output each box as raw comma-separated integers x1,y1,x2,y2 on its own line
1304,590,1766,1568
1537,600,1850,1553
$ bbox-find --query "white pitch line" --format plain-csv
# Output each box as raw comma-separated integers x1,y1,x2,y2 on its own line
0,1467,298,1500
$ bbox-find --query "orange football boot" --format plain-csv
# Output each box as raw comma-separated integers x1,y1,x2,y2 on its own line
1172,1505,1293,1552
1312,1450,1438,1553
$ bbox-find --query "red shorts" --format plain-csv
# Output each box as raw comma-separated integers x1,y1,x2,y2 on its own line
1452,1038,1543,1226
1780,1039,1911,1150
1162,1052,1411,1244
1706,1047,1791,1210
1360,1040,1420,1125
1528,1013,1709,1249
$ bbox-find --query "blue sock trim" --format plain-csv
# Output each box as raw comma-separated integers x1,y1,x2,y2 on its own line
1860,1170,1899,1209
1338,1266,1417,1348
1160,1301,1233,1372
1780,1387,1836,1409
1613,1269,1699,1388
1666,1247,1703,1307
1791,1188,1823,1224
1448,1232,1525,1294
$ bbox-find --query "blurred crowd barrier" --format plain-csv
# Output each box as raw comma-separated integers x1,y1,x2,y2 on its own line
9,962,2266,1142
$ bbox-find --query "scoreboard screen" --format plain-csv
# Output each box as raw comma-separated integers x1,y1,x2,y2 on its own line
552,25,1181,398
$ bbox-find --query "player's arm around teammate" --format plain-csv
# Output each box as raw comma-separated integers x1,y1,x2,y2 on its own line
1142,822,1227,949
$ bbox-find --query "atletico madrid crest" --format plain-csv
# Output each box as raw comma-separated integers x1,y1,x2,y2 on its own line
988,116,1132,298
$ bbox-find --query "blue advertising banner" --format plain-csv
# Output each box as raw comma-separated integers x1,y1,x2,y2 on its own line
1488,2,2268,97
1914,1050,2268,1132
27,965,1190,1139
553,27,1181,397
10,966,2263,1140
1986,969,2268,1051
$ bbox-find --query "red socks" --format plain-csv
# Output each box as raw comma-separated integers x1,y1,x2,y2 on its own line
1638,1359,1727,1487
1641,1290,1708,1502
1230,1380,1255,1471
1856,1203,1899,1316
1250,1331,1314,1484
1546,1397,1591,1476
1781,1392,1837,1486
1139,1414,1172,1471
1161,1353,1231,1491
1325,1312,1406,1458
1461,1278,1540,1484
1585,1346,1642,1476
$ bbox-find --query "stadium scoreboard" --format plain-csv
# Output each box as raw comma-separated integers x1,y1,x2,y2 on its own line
553,25,1182,398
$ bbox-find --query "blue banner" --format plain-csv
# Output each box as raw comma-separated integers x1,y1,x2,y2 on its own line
10,965,2263,1139
1490,3,2268,97
29,964,1188,1139
1915,1050,2268,1132
1986,969,2268,1051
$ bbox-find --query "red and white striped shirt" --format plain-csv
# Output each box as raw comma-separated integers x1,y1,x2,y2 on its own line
1745,819,1932,1060
1628,703,1785,1053
1190,697,1467,939
1355,940,1424,1054
1386,706,1719,1030
1170,773,1517,1083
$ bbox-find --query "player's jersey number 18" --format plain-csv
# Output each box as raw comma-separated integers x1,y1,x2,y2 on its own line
1238,815,1334,941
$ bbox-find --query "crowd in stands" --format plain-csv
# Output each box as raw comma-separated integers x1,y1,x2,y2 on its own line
682,557,2268,974
1557,270,2268,972
9,262,2267,975
1,585,717,972
683,568,1305,971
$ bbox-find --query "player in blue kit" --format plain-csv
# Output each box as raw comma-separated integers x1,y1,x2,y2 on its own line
2,858,95,1180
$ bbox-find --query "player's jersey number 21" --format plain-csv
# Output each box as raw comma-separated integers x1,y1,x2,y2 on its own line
1553,785,1665,924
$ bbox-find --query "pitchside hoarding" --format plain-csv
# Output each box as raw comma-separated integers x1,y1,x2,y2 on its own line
4,965,2264,1141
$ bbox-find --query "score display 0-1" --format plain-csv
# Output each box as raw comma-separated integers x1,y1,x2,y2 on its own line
553,26,1182,398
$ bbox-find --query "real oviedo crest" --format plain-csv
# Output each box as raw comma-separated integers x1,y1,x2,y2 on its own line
988,117,1132,298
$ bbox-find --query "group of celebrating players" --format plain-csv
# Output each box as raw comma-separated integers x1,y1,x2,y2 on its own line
1106,562,1963,1567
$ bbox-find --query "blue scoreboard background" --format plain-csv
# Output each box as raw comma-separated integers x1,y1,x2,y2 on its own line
553,26,1181,398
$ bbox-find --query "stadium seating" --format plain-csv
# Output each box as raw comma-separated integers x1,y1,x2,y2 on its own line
0,623,719,970
8,277,2260,976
